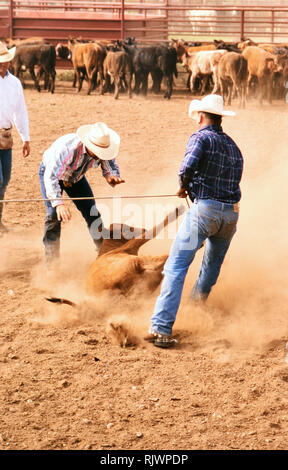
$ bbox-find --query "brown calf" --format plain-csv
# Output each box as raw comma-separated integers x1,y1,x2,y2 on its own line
103,50,132,99
242,46,283,104
85,206,184,296
68,39,105,95
217,52,248,108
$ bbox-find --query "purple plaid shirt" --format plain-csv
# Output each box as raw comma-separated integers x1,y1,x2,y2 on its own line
179,125,243,204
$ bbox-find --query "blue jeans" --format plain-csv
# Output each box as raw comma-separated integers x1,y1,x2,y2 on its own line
150,198,239,335
0,149,12,223
39,163,103,262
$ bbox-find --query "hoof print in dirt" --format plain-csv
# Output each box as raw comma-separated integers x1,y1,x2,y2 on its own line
108,319,138,348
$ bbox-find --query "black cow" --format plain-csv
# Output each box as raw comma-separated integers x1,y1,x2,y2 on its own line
214,40,241,53
133,45,178,99
11,43,56,93
116,37,137,48
55,43,71,60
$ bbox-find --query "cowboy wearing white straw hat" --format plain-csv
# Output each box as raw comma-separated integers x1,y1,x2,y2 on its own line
0,41,30,236
146,94,244,348
39,122,124,267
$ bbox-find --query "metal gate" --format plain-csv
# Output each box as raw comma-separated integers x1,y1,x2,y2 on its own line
1,1,288,43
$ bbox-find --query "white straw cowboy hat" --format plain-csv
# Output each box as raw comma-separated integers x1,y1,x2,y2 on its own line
188,94,236,120
0,42,16,63
77,122,120,160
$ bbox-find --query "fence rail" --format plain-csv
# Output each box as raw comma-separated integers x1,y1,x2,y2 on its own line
1,1,288,43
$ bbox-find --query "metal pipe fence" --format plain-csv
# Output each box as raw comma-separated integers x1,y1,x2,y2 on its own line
1,1,288,43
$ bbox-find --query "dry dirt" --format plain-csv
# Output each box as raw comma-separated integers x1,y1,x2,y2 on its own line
0,80,288,451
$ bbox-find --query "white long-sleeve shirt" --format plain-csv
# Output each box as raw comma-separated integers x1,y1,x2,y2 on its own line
0,71,30,142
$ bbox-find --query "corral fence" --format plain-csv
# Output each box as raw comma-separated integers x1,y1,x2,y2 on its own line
1,1,288,44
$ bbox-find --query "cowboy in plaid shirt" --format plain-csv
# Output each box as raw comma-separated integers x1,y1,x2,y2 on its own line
147,95,243,348
178,124,243,204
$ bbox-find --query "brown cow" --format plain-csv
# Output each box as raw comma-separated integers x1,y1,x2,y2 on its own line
10,43,56,93
242,46,283,104
5,37,48,48
271,53,288,100
237,38,258,51
46,206,185,305
171,39,216,63
258,43,288,54
6,37,53,90
68,39,105,95
103,50,132,99
85,206,184,295
217,52,248,108
258,44,277,54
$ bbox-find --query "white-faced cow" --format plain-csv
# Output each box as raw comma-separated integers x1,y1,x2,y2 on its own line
181,49,227,94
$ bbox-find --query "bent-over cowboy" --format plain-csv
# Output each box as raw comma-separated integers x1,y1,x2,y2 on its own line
39,121,124,266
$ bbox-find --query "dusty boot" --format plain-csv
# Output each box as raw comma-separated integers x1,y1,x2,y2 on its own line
44,242,60,273
144,328,179,349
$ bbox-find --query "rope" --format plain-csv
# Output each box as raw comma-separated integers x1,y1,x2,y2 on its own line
0,194,182,203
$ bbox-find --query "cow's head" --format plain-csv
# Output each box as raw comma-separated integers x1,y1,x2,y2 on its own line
274,54,288,74
56,43,71,60
123,37,136,46
173,40,187,62
238,38,257,51
106,43,119,52
265,57,282,74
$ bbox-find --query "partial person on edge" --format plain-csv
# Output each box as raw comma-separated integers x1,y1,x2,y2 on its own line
39,122,124,268
0,42,30,236
145,94,244,348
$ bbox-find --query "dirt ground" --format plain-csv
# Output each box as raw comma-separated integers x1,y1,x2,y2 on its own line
0,79,288,451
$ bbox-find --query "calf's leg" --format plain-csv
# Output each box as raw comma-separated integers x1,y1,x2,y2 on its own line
29,66,41,92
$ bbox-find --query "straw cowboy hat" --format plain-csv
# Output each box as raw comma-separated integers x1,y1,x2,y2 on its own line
0,42,16,63
77,122,120,161
188,94,236,120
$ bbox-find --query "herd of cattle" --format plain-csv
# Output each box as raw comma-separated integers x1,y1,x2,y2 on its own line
3,35,288,106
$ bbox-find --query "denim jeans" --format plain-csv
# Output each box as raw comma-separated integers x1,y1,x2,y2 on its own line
150,198,239,335
39,163,103,262
0,149,12,223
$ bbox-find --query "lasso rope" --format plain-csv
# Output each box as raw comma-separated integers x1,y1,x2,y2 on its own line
0,194,181,202
0,194,191,208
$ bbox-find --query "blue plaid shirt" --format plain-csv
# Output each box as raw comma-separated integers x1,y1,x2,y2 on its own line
179,125,243,203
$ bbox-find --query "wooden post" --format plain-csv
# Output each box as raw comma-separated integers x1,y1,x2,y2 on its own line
8,0,13,39
271,9,275,43
121,0,125,40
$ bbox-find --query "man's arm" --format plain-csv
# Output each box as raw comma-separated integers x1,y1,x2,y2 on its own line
13,81,30,158
100,159,125,187
178,134,205,190
43,146,74,222
43,139,75,208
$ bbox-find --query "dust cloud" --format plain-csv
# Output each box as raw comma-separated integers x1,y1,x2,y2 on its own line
14,106,288,353
175,109,288,351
